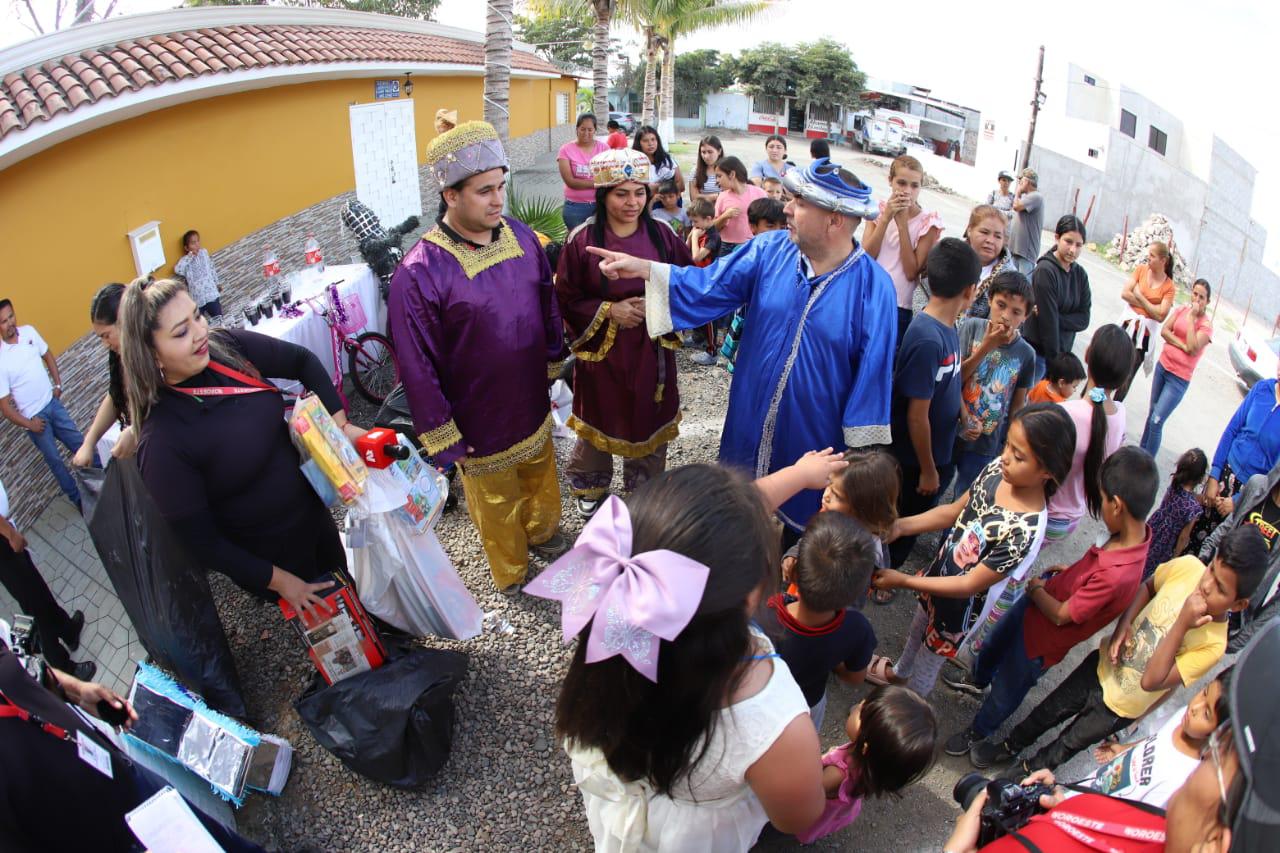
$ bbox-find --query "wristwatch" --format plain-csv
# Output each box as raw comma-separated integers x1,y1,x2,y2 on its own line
53,384,62,390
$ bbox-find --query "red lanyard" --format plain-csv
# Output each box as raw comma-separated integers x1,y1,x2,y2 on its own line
170,361,280,398
1025,807,1166,852
0,690,74,742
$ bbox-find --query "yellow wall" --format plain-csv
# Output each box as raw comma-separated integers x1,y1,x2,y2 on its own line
0,72,574,352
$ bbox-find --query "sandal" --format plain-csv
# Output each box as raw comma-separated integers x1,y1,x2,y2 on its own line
866,655,896,686
870,587,897,606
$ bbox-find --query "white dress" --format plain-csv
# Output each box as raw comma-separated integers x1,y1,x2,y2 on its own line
566,636,809,852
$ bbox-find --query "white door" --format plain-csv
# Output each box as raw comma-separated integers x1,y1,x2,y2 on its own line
349,100,423,225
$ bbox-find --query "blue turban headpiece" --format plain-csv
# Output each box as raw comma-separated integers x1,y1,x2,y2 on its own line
782,158,878,219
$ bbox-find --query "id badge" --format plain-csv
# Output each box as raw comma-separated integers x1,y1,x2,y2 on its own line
77,730,114,778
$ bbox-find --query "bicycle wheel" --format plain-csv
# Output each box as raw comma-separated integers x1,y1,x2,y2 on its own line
348,331,399,404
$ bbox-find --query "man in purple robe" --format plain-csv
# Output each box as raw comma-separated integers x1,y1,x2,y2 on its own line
390,121,569,593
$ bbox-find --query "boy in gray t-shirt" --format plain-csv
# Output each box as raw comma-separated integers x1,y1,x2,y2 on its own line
952,272,1037,495
1009,168,1044,276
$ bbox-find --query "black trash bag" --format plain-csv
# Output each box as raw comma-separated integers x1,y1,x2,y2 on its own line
79,460,247,718
75,463,107,522
295,646,468,787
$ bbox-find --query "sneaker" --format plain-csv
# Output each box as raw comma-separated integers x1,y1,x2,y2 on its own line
576,496,603,519
969,738,1017,769
943,668,987,697
945,728,982,757
691,351,717,366
530,531,571,561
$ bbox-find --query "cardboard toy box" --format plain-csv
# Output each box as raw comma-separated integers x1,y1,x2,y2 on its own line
278,573,386,685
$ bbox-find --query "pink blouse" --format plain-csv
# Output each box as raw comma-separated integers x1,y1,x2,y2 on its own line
558,140,609,203
1158,305,1213,381
874,204,945,309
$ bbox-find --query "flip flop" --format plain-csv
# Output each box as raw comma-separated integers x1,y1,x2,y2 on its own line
870,587,897,606
866,655,896,686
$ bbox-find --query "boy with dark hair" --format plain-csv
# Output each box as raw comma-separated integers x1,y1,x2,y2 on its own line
976,524,1269,772
1028,351,1087,404
945,447,1159,762
888,238,980,566
651,180,690,235
747,197,786,235
763,511,880,730
684,198,722,366
1199,458,1280,651
605,119,628,150
952,271,1037,495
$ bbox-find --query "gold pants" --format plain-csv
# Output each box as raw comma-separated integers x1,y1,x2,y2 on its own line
459,435,562,589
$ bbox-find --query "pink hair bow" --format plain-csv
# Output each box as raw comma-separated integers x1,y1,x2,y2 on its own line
524,495,709,682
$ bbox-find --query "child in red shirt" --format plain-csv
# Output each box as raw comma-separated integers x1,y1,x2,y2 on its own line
605,120,628,150
943,447,1159,764
685,198,722,365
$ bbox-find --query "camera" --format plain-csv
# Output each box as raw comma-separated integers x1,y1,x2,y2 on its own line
7,613,44,680
953,772,1056,845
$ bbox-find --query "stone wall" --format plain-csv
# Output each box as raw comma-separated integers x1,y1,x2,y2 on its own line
0,122,572,529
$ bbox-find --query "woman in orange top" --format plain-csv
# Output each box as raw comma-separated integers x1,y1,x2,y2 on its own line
1116,241,1176,400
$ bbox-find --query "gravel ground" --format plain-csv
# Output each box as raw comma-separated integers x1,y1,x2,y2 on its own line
218,353,1027,853
199,132,1253,851
217,351,738,851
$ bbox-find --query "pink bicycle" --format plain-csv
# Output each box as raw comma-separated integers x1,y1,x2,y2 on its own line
304,288,399,405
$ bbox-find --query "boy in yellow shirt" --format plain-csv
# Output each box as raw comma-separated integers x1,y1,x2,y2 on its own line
980,525,1268,771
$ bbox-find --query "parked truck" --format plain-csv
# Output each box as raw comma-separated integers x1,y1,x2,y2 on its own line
856,118,906,157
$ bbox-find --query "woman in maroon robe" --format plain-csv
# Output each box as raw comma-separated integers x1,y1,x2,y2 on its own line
556,149,693,517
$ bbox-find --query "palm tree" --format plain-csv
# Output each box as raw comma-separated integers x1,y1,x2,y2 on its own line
485,0,514,142
526,0,617,120
652,0,775,140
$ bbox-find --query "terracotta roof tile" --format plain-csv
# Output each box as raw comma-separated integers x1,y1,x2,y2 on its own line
1,22,565,141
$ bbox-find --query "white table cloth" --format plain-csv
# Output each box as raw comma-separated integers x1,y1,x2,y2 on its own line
241,264,386,393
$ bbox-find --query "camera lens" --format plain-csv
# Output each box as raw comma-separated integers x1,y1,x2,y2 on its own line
953,772,990,811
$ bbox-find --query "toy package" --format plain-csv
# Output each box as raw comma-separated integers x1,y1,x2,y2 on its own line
278,572,387,685
125,663,294,805
289,394,368,505
386,436,449,533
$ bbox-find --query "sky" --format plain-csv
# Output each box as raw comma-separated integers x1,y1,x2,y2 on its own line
6,0,1278,268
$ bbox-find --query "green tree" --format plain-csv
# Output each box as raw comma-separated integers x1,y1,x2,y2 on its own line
525,0,617,122
673,49,733,99
796,38,864,106
514,11,594,67
654,0,772,137
728,41,801,98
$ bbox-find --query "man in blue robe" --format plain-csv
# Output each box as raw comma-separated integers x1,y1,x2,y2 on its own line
588,159,897,531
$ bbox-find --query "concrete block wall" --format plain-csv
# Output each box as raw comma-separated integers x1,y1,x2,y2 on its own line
0,122,571,529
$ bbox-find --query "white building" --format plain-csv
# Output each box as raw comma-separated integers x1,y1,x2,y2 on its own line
1000,59,1278,322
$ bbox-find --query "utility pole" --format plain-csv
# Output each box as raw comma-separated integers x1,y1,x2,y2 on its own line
1021,45,1045,171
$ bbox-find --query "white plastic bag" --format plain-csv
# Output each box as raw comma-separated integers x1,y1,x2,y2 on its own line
348,509,483,640
550,379,575,439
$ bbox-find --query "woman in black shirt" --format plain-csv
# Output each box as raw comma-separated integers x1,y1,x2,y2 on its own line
74,282,134,468
119,277,361,618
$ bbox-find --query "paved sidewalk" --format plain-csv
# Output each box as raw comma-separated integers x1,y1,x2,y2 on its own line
0,497,142,695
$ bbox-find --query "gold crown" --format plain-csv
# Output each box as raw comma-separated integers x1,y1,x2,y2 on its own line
590,149,652,187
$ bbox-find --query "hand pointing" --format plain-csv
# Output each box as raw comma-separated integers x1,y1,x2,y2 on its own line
585,245,653,282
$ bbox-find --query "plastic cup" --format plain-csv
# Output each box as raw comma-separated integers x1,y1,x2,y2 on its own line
259,298,274,319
